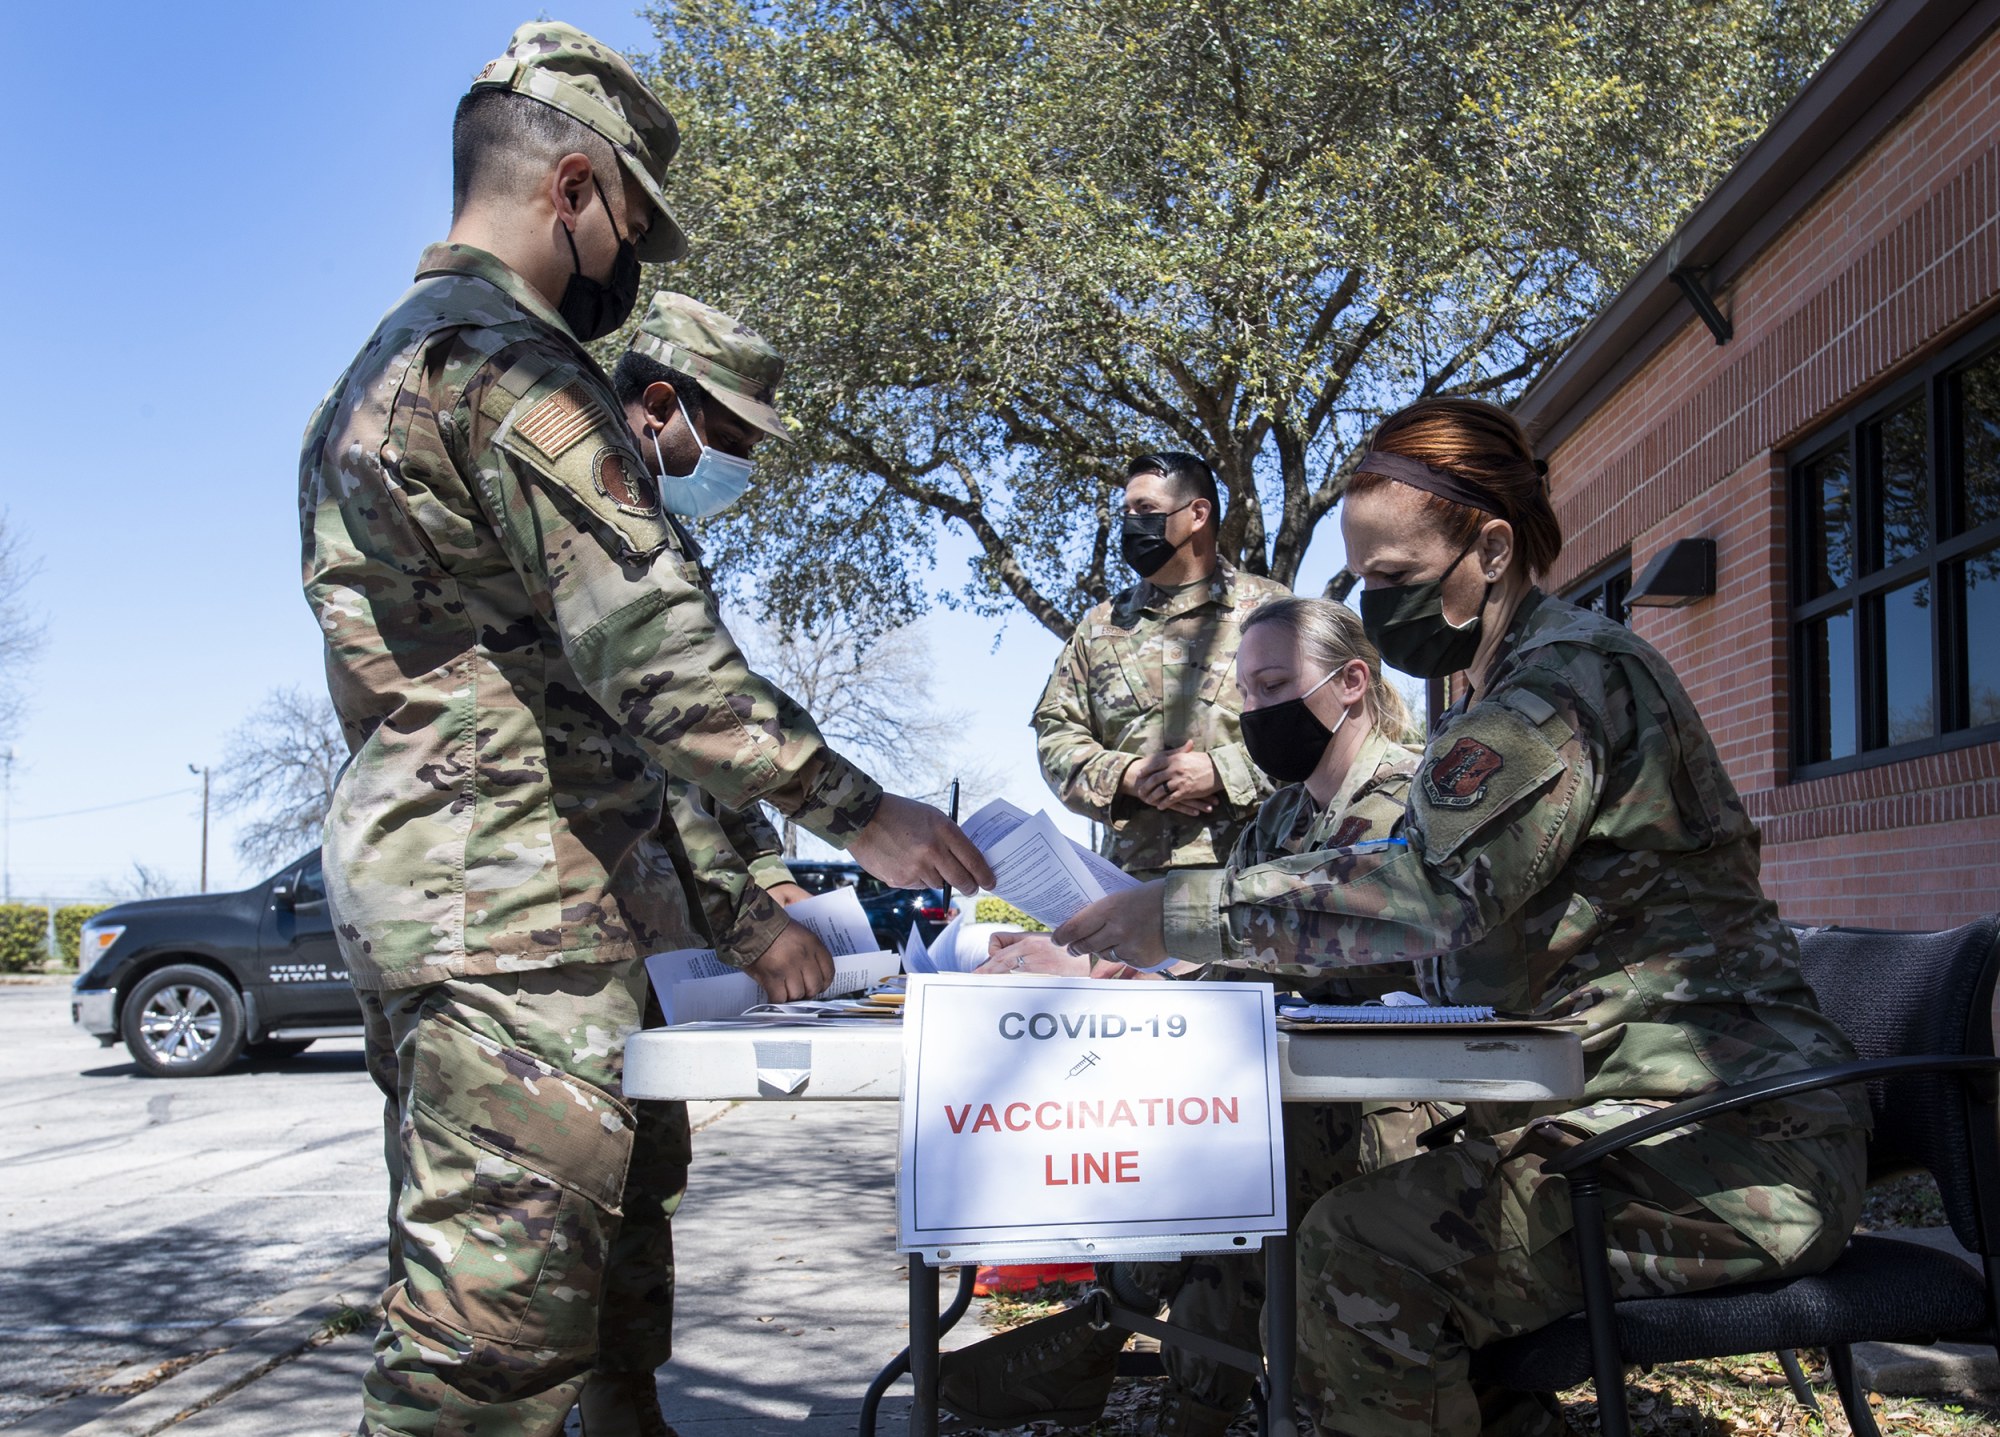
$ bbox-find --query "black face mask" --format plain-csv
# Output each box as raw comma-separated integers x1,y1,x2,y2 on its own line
1359,537,1491,679
557,178,642,343
1119,502,1193,578
1240,669,1347,785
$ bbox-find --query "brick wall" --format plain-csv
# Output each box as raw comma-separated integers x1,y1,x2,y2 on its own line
1545,27,2000,927
1626,454,1792,797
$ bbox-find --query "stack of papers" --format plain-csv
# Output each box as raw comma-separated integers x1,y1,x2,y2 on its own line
904,799,1142,974
645,885,898,1025
899,913,1014,973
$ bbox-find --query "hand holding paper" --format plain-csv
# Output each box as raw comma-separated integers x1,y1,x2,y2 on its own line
961,800,1140,930
974,931,1091,977
647,947,900,1025
1048,878,1170,971
779,885,879,958
651,884,900,1023
747,922,833,1003
848,793,994,893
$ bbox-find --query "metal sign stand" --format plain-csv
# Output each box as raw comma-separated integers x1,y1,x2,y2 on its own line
861,1238,1296,1437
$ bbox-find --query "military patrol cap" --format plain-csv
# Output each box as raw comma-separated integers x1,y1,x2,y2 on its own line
471,21,688,263
627,291,792,442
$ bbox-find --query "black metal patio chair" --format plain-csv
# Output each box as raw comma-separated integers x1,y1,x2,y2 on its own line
1470,915,2000,1437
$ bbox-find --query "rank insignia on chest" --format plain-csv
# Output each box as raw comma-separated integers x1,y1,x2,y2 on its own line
1327,815,1373,848
592,446,661,516
1423,737,1504,810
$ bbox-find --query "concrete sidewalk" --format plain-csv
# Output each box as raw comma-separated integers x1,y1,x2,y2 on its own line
57,1099,990,1436
43,1096,1992,1434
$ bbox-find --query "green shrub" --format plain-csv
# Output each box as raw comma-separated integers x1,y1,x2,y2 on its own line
974,898,1048,931
54,905,109,972
0,905,49,974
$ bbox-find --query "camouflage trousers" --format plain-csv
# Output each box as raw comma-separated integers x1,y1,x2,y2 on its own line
1294,1122,1866,1437
357,959,689,1437
1115,1098,1456,1415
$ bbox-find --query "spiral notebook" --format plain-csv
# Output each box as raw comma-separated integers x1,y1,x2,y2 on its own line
1279,1003,1497,1024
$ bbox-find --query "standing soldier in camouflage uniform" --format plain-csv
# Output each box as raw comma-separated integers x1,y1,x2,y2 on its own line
1034,452,1291,881
612,289,831,981
1051,398,1868,1437
956,599,1437,1436
300,27,991,1437
590,291,839,1425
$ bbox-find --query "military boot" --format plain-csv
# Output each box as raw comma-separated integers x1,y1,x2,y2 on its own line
938,1313,1129,1427
1153,1389,1241,1437
577,1373,679,1437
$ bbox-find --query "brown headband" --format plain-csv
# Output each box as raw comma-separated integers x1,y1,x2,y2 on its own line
1351,450,1507,515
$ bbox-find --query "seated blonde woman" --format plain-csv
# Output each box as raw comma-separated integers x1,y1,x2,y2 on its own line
950,600,1452,1437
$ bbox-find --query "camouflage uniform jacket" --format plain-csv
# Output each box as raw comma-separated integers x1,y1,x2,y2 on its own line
1163,592,1868,1252
1226,726,1421,869
661,778,796,967
1035,560,1291,876
300,243,882,992
1206,726,1423,1004
648,514,799,970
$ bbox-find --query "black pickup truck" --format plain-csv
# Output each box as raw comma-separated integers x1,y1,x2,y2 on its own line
70,851,362,1077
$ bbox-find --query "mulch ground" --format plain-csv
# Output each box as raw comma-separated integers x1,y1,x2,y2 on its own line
958,1173,1995,1437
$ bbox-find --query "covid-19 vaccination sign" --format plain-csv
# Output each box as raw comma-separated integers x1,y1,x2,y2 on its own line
897,974,1286,1263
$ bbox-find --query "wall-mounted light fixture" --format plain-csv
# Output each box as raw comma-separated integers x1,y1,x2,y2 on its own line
1627,537,1717,609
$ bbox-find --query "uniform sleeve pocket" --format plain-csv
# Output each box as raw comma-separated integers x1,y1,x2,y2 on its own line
1412,705,1569,869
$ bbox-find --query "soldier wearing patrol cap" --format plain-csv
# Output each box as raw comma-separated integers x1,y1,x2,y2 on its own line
1034,453,1292,882
612,292,826,989
612,290,793,520
301,23,992,1437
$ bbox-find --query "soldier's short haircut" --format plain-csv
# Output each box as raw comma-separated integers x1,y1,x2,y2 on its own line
452,88,618,217
612,350,711,424
1127,451,1220,529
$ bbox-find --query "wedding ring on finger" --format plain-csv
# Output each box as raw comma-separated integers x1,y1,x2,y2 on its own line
1012,954,1026,971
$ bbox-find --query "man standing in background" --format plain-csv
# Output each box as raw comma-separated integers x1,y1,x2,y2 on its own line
1034,452,1290,879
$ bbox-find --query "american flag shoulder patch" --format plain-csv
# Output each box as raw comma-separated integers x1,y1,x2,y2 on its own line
512,382,611,460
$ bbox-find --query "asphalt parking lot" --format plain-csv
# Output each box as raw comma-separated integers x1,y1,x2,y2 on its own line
0,979,383,1429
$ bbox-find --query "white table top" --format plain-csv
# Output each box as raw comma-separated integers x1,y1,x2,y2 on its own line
624,1023,1585,1104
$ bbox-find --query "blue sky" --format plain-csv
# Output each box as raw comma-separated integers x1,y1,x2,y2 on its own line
0,1,1345,903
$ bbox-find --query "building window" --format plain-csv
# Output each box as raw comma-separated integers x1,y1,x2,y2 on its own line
1564,555,1632,626
1789,325,2000,776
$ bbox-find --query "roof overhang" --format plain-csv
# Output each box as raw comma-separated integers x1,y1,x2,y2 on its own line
1515,0,2000,455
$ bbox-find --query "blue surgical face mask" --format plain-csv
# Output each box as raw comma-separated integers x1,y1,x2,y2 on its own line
651,392,755,519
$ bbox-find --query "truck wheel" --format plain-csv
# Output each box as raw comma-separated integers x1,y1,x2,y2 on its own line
120,965,246,1078
246,1038,314,1061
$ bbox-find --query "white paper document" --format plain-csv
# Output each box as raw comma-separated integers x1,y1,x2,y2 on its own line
962,799,1137,899
977,808,1139,929
901,922,939,975
646,946,899,1025
779,885,879,957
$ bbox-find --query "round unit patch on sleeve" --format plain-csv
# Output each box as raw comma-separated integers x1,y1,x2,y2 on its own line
1423,737,1505,810
592,446,661,517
